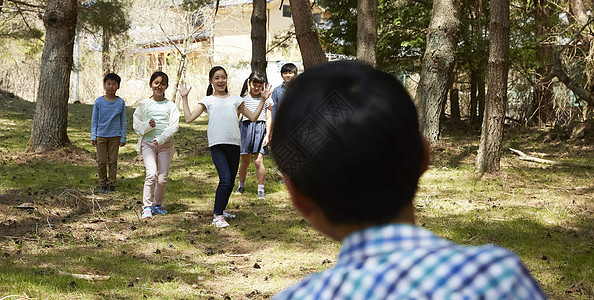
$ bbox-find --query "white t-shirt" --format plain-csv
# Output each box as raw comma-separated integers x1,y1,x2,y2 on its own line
199,95,244,147
241,96,273,122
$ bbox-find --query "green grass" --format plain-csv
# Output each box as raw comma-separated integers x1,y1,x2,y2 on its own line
1,92,593,299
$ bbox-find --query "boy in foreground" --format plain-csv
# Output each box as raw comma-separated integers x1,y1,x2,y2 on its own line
270,61,546,299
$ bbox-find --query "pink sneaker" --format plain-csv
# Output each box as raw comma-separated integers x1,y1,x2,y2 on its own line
212,215,229,228
142,207,152,219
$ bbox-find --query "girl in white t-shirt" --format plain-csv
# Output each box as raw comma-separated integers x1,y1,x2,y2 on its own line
178,66,272,228
236,71,273,200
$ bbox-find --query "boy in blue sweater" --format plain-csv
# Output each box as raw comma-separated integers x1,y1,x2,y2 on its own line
91,73,127,194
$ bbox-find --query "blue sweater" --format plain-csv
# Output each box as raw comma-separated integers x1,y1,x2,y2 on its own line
91,96,127,143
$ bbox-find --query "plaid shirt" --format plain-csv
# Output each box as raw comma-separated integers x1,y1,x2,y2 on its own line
274,224,546,300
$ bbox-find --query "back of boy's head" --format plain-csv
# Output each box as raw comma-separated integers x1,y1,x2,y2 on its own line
281,63,298,75
104,73,121,85
270,61,424,225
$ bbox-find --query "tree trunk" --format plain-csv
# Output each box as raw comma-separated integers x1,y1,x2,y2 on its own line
470,71,478,122
534,0,554,126
415,0,460,143
289,0,327,69
475,0,486,125
476,0,510,173
72,27,80,104
102,25,111,74
356,0,377,66
570,0,592,90
251,0,267,77
28,0,76,152
477,67,485,122
450,62,460,120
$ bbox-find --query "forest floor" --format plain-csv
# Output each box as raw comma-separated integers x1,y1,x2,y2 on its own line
0,91,593,299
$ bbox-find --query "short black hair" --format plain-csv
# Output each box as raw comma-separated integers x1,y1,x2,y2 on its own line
104,73,121,85
270,61,424,225
280,63,298,75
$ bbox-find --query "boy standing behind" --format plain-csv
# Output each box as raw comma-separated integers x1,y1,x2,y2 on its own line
270,63,297,123
91,73,127,194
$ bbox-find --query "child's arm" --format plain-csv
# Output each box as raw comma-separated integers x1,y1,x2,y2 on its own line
263,105,272,146
119,99,127,146
91,102,99,146
179,82,206,122
154,102,180,145
238,84,273,122
132,100,154,135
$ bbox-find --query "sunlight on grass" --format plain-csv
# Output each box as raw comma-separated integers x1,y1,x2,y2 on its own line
1,96,593,299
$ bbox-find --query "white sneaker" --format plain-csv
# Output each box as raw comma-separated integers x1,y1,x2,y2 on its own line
212,215,229,228
257,191,265,199
223,210,236,219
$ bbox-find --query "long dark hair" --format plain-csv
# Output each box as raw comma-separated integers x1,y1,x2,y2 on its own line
149,71,168,87
240,71,267,97
206,66,229,96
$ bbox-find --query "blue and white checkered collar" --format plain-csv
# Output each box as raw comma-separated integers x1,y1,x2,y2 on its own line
337,223,451,264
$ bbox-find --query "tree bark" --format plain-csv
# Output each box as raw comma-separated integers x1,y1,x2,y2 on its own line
534,0,554,126
251,0,267,77
476,0,510,173
289,0,327,69
72,27,80,103
470,71,478,122
28,0,76,152
102,25,111,74
415,0,460,143
570,0,592,90
356,0,377,66
475,0,486,125
450,62,460,120
477,66,485,123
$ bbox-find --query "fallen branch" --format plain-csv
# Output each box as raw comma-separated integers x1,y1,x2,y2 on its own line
58,271,110,281
226,253,251,257
0,292,33,300
509,148,593,168
509,148,560,165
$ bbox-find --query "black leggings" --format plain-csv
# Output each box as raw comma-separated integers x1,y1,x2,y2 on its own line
210,144,240,215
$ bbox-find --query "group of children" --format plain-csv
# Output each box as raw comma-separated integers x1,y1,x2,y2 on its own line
90,63,298,226
91,61,546,298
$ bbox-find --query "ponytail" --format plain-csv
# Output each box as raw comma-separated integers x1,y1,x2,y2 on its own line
206,83,213,96
240,78,250,97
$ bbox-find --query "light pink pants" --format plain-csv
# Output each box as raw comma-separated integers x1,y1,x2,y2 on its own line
141,140,174,208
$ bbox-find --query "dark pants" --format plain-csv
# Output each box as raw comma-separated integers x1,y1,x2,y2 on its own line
210,144,240,215
96,136,120,187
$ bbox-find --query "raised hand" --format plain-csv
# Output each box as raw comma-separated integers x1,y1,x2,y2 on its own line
260,83,274,100
178,82,192,99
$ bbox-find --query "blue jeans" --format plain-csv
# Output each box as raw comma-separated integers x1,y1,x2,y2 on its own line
210,144,240,215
